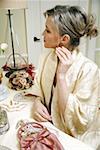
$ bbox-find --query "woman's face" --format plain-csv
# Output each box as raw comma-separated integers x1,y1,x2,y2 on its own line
43,16,61,48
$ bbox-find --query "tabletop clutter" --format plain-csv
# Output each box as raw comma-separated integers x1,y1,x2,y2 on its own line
17,121,64,150
0,106,9,135
0,65,64,150
8,71,33,90
0,64,96,150
2,63,36,90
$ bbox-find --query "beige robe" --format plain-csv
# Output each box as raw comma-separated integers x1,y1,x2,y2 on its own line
30,49,100,148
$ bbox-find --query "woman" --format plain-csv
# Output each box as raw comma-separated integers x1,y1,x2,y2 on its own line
31,5,100,148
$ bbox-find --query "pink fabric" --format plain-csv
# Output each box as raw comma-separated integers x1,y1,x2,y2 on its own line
17,122,64,150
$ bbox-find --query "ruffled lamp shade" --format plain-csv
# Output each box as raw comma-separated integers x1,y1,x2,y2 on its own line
0,0,27,9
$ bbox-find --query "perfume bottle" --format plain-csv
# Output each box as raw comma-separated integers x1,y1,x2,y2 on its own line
0,107,9,135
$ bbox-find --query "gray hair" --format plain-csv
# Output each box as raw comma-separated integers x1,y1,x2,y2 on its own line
44,5,98,47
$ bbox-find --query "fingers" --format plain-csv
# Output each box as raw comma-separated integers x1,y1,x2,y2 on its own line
34,111,51,122
56,49,66,64
56,46,71,58
32,101,52,122
34,112,49,122
56,46,72,65
42,108,52,121
56,47,67,60
39,103,52,121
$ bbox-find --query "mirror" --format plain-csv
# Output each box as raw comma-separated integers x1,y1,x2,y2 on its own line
0,9,28,66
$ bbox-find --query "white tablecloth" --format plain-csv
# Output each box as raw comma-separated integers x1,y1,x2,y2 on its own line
0,75,94,150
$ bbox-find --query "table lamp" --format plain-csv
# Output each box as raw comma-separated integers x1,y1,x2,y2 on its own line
0,0,27,77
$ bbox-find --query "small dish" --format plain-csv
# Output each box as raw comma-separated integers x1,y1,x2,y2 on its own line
0,85,9,101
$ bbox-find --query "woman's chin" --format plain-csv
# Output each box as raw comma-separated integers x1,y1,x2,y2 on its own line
44,43,47,48
43,43,57,49
44,44,50,48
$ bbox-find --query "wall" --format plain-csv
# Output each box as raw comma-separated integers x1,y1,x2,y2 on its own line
93,0,100,67
25,0,42,67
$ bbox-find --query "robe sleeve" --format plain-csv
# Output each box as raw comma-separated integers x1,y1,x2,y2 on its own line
64,62,99,136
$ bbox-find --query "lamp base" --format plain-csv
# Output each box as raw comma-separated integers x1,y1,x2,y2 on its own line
3,53,28,78
5,66,27,78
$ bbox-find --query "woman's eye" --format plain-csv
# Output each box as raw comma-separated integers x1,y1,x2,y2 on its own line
45,29,50,33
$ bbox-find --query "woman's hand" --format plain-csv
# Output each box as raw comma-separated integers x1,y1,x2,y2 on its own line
55,47,72,114
32,99,52,122
56,46,73,77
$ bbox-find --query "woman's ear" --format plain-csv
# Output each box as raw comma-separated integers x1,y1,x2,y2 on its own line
60,34,70,46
